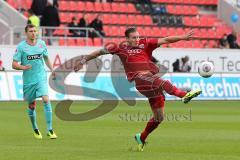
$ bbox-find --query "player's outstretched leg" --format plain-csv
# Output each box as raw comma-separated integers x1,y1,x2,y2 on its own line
160,80,187,98
28,101,42,139
42,96,57,139
159,79,202,102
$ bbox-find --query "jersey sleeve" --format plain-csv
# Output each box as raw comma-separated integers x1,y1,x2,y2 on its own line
42,41,49,57
13,45,22,62
146,38,159,56
103,42,120,55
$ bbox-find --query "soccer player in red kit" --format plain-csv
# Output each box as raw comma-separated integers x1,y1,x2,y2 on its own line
74,27,202,151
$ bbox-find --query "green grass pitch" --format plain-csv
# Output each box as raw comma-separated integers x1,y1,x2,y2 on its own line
0,101,240,160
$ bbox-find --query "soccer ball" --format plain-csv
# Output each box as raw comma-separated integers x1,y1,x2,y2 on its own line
198,61,214,78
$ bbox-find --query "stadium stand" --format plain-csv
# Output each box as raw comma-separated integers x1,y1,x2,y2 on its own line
5,0,234,48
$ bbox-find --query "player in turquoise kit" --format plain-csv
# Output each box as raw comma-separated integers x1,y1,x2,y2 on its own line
12,24,57,139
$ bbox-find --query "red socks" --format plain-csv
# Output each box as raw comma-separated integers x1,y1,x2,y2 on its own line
162,80,187,98
140,117,160,142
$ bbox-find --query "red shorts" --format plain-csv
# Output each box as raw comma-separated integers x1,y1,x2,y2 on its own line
134,73,165,109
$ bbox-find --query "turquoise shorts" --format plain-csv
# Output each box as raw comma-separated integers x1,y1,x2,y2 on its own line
23,81,48,103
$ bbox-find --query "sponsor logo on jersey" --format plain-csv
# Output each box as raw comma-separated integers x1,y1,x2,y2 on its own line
138,44,145,49
27,54,43,60
127,49,142,55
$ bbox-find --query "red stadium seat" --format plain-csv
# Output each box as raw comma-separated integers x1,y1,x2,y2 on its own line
137,26,145,36
167,5,175,14
168,27,176,36
199,28,208,38
160,27,168,37
119,26,126,36
93,38,103,46
103,3,112,12
184,41,193,48
193,28,201,38
127,15,136,25
110,38,120,44
119,3,129,13
86,2,94,12
58,39,66,46
128,3,138,13
26,0,32,9
176,28,184,35
95,2,103,12
77,39,86,46
209,40,217,48
183,17,192,26
111,14,119,24
191,17,200,27
153,27,161,36
111,3,120,13
144,27,154,37
144,16,153,25
136,15,144,25
86,38,94,46
192,40,203,48
104,26,111,36
207,29,217,39
175,6,182,15
59,1,68,11
53,25,65,36
119,14,128,25
190,6,198,15
76,1,85,11
88,14,97,23
110,26,120,36
69,1,78,11
59,13,68,23
102,14,111,24
67,39,77,46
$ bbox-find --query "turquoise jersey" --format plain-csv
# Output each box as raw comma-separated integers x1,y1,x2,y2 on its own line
13,40,48,85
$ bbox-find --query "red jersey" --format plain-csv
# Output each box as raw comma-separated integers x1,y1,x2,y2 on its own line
110,38,159,81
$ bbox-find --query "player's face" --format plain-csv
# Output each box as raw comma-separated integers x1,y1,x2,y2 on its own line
127,31,140,47
26,27,37,41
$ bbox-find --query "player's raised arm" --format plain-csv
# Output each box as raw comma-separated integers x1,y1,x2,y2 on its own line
157,30,194,46
74,48,111,72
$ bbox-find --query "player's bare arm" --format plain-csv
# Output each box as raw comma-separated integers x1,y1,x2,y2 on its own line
157,30,194,46
74,49,109,72
44,56,56,79
12,60,32,70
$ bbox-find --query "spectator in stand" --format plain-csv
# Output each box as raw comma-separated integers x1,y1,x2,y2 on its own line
0,61,5,71
53,0,58,8
27,9,40,28
172,56,191,72
137,0,153,14
0,53,5,71
78,14,89,37
237,0,240,8
219,34,229,49
89,14,105,38
68,17,81,37
41,0,60,45
227,30,240,49
31,0,47,16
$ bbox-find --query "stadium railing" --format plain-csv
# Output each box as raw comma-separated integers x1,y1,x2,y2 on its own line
0,26,104,46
